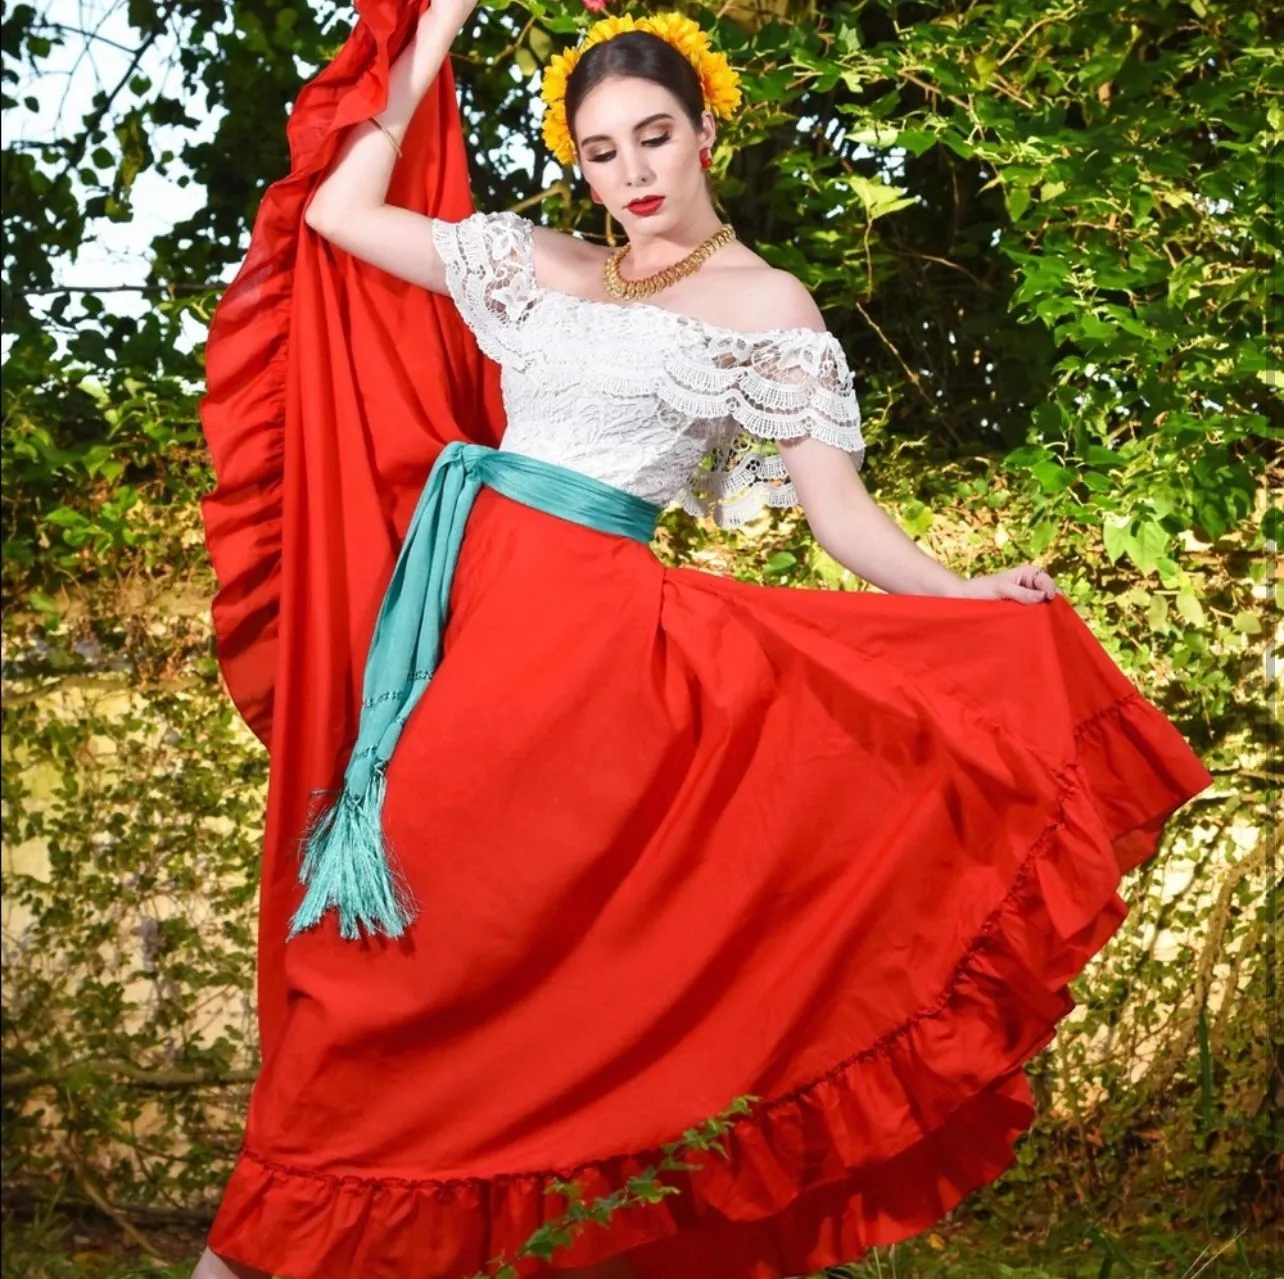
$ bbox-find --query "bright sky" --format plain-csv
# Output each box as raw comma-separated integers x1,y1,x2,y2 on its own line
3,2,550,365
4,0,235,358
4,2,887,368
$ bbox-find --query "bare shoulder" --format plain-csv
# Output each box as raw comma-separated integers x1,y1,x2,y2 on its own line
519,227,829,335
529,226,602,292
705,246,827,334
747,267,827,333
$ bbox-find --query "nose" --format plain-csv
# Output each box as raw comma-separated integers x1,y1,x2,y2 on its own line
624,143,656,188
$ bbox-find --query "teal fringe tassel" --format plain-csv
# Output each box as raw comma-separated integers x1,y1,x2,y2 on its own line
286,765,418,942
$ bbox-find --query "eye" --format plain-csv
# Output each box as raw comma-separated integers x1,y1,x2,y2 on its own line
584,131,670,163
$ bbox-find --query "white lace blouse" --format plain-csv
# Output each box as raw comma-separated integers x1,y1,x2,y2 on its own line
430,211,866,529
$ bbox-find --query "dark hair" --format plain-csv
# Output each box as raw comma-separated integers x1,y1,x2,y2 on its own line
565,31,705,144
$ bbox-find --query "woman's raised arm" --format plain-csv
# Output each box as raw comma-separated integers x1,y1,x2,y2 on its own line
302,0,481,293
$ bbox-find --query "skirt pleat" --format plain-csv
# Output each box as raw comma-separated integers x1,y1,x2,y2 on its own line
209,486,1213,1278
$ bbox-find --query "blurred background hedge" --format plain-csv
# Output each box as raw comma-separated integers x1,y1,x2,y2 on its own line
2,0,1277,1274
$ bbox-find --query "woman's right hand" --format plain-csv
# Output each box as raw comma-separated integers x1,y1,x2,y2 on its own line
402,0,482,100
305,0,489,294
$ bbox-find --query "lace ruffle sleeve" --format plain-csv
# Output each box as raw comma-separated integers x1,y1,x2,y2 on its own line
677,329,866,529
430,210,539,368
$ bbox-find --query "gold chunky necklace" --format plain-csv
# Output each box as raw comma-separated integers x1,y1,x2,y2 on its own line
603,223,737,300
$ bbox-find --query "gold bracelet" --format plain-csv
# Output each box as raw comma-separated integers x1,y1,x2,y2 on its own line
371,117,403,160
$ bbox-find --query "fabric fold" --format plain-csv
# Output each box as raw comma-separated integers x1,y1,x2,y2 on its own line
195,6,1215,1278
287,442,662,942
207,668,1213,1279
197,0,504,1052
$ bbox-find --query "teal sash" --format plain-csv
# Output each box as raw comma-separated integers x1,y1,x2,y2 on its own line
287,441,662,942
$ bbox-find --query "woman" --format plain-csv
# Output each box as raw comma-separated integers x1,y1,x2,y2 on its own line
193,3,1213,1278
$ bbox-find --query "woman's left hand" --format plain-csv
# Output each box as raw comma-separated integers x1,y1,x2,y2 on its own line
954,563,1060,604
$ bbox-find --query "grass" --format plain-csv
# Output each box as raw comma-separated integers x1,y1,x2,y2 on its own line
823,1219,1272,1277
2,1198,1274,1279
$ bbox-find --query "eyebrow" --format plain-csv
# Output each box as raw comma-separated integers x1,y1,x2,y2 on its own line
577,113,675,148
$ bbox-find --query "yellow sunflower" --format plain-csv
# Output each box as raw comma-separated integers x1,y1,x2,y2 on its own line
539,12,742,168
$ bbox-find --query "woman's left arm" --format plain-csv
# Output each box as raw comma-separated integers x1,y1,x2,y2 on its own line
780,434,1060,604
754,275,1058,606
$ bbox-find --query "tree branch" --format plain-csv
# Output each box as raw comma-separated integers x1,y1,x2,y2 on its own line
57,1,181,179
21,283,220,295
2,1060,257,1094
34,20,144,57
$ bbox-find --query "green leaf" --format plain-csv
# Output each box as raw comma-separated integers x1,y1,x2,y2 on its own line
1005,186,1031,222
1077,313,1116,342
1030,461,1075,494
1004,445,1052,468
902,500,934,536
45,506,87,528
1176,591,1206,628
1021,516,1055,555
1263,507,1284,545
528,26,553,63
754,68,794,102
1126,520,1170,575
1083,445,1123,469
895,128,937,156
847,175,915,219
846,124,899,148
1147,592,1169,632
1102,519,1130,565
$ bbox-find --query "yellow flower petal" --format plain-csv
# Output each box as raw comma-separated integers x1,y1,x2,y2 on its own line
538,9,741,166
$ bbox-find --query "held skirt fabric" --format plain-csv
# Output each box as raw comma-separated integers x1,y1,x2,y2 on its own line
197,4,1215,1277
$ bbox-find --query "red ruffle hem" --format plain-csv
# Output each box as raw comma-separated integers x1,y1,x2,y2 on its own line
196,4,1215,1278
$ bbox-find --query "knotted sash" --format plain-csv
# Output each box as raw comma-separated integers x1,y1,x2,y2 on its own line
286,442,662,942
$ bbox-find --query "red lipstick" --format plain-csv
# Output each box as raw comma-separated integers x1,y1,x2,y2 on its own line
626,195,666,217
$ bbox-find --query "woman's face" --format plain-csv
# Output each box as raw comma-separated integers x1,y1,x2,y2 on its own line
571,74,716,234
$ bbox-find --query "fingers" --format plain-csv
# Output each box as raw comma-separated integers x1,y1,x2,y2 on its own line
1001,583,1050,605
966,565,1061,603
1015,564,1060,601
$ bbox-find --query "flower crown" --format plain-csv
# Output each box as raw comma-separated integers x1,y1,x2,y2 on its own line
540,13,743,168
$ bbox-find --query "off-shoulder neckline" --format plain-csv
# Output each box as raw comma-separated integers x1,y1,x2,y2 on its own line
446,210,847,346
472,210,843,345
531,280,845,345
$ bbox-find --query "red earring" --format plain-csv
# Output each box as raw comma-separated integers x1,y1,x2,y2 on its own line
590,187,603,204
699,146,712,170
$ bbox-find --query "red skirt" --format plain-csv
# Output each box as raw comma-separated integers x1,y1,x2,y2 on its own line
207,484,1212,1278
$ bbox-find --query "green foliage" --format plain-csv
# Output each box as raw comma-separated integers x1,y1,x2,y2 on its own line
2,644,267,1228
1,0,1277,1269
2,1195,1277,1277
468,1097,756,1278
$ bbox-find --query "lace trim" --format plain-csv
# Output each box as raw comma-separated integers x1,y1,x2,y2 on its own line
430,211,538,370
512,338,864,445
680,439,861,529
680,410,868,528
431,211,866,527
